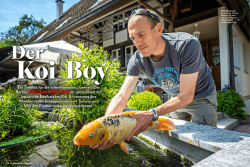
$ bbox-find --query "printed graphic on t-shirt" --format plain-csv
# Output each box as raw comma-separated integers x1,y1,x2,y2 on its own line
161,77,175,89
152,67,180,92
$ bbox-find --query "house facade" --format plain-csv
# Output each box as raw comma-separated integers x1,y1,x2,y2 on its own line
24,0,249,101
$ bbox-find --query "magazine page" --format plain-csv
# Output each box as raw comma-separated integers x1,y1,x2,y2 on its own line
1,0,250,167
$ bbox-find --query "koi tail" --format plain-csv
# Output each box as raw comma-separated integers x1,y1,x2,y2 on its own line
149,117,175,131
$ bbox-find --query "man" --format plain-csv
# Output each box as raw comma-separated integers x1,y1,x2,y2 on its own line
90,8,217,150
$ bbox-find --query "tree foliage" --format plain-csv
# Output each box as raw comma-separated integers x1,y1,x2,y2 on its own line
0,40,19,48
0,14,46,47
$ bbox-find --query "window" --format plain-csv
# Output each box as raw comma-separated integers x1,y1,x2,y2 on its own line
111,49,121,66
212,46,220,66
113,8,142,31
112,8,138,31
118,22,123,30
113,13,128,31
125,45,137,68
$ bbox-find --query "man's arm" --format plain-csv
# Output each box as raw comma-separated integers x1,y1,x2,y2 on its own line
155,38,203,115
127,72,198,140
105,76,139,116
155,72,198,116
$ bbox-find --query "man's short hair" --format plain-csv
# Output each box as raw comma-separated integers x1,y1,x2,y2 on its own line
130,9,159,29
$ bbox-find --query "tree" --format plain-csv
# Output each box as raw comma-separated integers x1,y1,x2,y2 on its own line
0,40,18,48
0,14,46,47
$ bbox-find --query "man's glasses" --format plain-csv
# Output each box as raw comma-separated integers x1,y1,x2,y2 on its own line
129,8,160,24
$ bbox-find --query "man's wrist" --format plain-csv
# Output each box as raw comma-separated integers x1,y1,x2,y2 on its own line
146,110,154,119
149,108,159,121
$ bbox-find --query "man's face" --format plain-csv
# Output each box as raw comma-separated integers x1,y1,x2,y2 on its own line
128,15,161,57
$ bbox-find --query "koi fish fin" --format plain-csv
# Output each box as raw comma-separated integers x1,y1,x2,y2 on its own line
150,117,175,131
143,130,149,133
119,141,129,154
157,117,175,131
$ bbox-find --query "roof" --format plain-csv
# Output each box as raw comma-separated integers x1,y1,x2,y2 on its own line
25,0,250,45
25,0,110,45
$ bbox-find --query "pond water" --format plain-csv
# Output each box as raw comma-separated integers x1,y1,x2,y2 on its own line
0,136,192,167
75,137,192,167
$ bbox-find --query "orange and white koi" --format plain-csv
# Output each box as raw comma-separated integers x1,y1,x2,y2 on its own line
73,111,175,154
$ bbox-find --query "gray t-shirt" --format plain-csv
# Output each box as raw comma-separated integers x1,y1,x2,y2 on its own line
127,32,216,99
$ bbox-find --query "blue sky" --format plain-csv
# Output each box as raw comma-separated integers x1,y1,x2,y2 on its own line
0,0,81,33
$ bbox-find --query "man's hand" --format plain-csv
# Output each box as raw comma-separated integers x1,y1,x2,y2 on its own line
89,140,116,150
127,111,154,141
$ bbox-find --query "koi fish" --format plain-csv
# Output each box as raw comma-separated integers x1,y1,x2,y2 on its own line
73,111,175,154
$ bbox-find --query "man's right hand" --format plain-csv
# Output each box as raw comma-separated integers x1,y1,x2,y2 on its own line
89,140,116,150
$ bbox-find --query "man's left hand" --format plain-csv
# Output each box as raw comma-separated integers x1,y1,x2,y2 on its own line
127,110,154,141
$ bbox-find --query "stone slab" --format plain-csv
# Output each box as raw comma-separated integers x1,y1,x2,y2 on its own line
28,141,60,166
35,141,59,161
217,118,239,130
127,108,250,165
233,123,250,134
217,112,224,120
170,118,250,151
140,131,214,163
141,116,250,154
193,137,250,167
123,108,250,152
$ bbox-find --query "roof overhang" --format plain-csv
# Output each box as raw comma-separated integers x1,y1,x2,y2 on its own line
38,0,139,43
37,0,171,47
33,0,249,47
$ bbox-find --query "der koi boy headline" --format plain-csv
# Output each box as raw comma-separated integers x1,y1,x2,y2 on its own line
13,46,109,85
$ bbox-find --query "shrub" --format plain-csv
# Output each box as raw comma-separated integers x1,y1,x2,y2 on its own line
217,89,246,120
127,91,162,111
0,87,43,141
57,43,125,124
51,43,125,166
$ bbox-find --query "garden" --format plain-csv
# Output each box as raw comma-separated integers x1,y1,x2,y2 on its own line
0,43,247,167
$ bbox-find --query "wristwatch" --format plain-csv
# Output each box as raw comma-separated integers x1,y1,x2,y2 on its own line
150,108,159,121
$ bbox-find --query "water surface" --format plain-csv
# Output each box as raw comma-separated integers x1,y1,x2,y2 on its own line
76,137,192,167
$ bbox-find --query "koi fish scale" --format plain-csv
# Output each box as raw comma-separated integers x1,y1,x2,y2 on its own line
102,115,137,144
102,115,129,127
